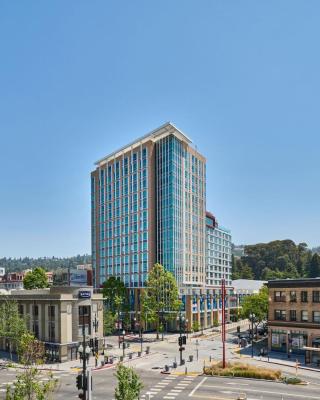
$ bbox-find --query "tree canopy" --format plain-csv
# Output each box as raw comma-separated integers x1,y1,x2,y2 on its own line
241,285,269,322
23,267,49,290
142,263,181,339
114,364,143,400
233,240,313,280
0,255,91,273
102,277,127,313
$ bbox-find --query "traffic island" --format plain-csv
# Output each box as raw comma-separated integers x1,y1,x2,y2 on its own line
203,361,282,381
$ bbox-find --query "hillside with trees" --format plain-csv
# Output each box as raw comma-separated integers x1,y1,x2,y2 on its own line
233,240,320,280
0,255,91,272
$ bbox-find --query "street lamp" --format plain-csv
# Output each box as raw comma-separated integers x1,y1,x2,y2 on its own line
78,343,91,400
122,330,126,359
249,313,255,358
176,313,185,365
195,339,199,361
287,330,291,358
92,315,99,367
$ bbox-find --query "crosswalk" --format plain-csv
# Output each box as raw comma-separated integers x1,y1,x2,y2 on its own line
141,374,196,399
0,369,74,395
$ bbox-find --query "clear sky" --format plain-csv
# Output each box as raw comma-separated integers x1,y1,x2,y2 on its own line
0,1,319,258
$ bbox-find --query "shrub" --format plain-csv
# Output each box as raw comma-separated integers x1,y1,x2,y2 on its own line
284,377,302,385
204,361,281,381
192,321,200,332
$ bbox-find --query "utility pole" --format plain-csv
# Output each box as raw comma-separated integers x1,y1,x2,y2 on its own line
222,278,226,369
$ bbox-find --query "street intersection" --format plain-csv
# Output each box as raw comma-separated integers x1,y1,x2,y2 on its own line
1,329,320,400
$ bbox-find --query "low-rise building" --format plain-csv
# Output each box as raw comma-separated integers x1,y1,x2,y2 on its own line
268,278,320,364
0,286,104,362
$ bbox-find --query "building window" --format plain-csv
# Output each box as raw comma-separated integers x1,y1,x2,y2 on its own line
48,321,55,342
79,306,91,336
289,310,297,321
48,305,55,318
301,310,308,322
274,291,286,302
18,304,24,316
301,291,308,303
34,305,39,317
313,311,320,323
274,310,286,321
313,291,320,303
290,291,297,302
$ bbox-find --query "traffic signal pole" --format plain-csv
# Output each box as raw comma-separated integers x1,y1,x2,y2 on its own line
222,278,226,369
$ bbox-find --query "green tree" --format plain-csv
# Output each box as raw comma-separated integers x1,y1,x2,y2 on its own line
241,286,268,322
23,268,49,290
142,263,181,340
114,364,143,400
0,298,27,360
102,277,127,313
103,310,117,336
308,253,320,278
6,333,58,400
240,264,254,279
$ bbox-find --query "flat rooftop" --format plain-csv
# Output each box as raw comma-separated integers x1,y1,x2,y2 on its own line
95,122,192,166
268,278,320,288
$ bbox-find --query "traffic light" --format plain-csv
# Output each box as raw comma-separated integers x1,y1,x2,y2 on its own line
182,335,186,345
178,337,182,346
89,338,94,348
76,374,82,390
237,326,240,333
94,337,98,350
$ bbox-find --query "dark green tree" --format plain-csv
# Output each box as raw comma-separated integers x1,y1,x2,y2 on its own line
102,277,127,313
23,268,49,290
308,253,320,278
142,263,181,340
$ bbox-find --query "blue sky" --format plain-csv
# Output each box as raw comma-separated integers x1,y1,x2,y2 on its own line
0,1,319,257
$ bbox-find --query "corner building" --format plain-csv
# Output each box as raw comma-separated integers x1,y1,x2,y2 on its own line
91,123,206,297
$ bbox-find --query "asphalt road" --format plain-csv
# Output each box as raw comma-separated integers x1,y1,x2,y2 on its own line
1,366,320,400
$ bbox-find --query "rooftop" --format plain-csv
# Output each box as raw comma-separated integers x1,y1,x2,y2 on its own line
268,278,320,288
95,122,192,166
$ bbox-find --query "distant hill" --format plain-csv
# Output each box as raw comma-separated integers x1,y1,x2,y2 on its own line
232,240,315,280
0,255,91,273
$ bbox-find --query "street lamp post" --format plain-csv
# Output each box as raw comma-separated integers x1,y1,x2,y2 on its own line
118,310,121,349
122,330,125,359
78,341,91,400
249,313,255,358
196,339,199,361
176,312,185,365
92,315,99,367
185,319,189,339
287,330,292,358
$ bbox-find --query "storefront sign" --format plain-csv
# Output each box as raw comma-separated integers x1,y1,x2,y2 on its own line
78,290,91,299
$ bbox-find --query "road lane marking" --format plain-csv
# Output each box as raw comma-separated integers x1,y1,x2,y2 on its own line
202,384,320,399
189,377,207,397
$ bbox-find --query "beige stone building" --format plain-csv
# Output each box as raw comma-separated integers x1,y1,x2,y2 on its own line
0,286,103,362
268,279,320,363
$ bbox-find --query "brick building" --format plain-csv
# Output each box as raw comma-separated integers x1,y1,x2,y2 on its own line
268,278,320,364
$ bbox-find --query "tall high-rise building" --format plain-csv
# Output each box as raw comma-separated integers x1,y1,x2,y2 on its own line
91,123,206,292
205,212,232,287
